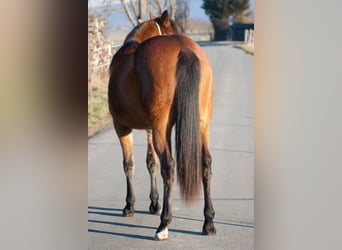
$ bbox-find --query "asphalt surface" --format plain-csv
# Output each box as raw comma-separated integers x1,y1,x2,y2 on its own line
88,42,254,249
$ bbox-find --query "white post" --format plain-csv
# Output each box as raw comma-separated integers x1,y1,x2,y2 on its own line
247,29,252,47
107,43,112,57
245,29,248,43
251,30,254,49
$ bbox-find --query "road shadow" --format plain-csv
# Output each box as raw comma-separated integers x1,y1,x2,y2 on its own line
89,219,203,235
88,205,253,241
88,206,203,240
88,229,154,241
173,215,254,229
88,206,150,217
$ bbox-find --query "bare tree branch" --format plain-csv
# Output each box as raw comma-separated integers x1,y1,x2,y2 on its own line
121,0,137,26
156,0,162,14
130,0,139,18
170,0,176,19
149,0,163,15
163,0,168,10
138,0,147,21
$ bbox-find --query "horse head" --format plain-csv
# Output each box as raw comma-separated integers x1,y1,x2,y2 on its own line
124,10,181,44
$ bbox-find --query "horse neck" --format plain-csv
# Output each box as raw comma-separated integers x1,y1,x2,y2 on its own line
116,22,164,58
125,23,157,44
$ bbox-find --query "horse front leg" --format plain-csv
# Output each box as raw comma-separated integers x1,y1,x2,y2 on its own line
146,129,161,215
114,122,135,217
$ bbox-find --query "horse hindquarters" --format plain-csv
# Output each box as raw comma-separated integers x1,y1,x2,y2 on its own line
151,49,203,240
176,46,216,235
134,35,215,239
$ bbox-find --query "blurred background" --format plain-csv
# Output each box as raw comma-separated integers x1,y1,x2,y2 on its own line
2,1,342,249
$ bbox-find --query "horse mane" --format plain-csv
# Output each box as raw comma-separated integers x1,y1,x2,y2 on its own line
110,24,144,61
113,22,148,59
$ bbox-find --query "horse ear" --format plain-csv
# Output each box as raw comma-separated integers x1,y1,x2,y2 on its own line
149,12,157,20
160,10,169,25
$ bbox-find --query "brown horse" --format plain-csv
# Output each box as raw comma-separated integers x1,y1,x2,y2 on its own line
108,10,216,240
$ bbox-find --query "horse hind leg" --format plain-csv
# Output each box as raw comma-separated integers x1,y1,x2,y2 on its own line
152,125,175,241
114,121,135,217
201,124,216,235
146,129,161,215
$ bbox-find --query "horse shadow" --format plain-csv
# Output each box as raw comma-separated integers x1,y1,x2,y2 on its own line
88,206,203,241
88,205,254,241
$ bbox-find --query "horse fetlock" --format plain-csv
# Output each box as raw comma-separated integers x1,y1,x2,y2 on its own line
149,192,159,203
161,167,174,181
161,215,172,226
202,168,212,181
146,152,157,165
147,162,158,174
123,155,134,166
203,154,212,166
124,170,134,178
204,207,215,220
202,220,216,236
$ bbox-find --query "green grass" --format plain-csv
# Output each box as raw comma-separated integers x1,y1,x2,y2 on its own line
88,81,111,137
234,44,254,55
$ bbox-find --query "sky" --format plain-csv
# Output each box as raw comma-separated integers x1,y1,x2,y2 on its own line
89,0,254,27
88,0,255,15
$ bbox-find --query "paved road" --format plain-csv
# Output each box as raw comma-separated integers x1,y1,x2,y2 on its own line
88,42,254,249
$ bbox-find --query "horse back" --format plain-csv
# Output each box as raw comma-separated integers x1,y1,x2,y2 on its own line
135,35,213,124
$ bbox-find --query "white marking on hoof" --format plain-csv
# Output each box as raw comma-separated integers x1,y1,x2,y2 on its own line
155,227,168,241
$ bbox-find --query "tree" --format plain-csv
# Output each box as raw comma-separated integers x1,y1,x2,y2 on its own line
120,0,147,26
202,0,250,41
102,0,179,27
174,0,189,32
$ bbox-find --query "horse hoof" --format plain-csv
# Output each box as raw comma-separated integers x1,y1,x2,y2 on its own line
202,228,216,236
155,227,168,241
122,206,134,217
149,203,161,215
202,223,216,236
122,211,134,217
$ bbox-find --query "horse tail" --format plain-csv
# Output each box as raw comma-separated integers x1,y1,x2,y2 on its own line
175,49,202,204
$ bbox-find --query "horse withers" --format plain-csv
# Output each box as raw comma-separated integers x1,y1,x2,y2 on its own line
108,10,216,240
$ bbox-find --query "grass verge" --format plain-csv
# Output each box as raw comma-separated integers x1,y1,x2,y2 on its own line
88,78,111,137
234,44,254,55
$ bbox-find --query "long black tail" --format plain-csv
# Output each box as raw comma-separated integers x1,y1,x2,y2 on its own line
175,49,201,204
